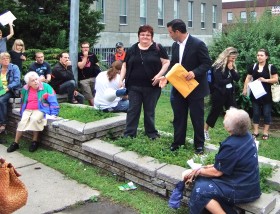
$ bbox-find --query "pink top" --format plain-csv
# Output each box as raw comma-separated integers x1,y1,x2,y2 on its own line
26,87,39,110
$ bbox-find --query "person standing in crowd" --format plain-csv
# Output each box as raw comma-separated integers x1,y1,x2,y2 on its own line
29,52,52,83
94,60,129,112
242,48,278,140
184,108,261,214
119,25,170,140
51,52,84,104
160,19,212,153
7,71,59,153
204,47,240,141
107,42,126,66
0,52,21,134
0,23,14,53
77,41,101,106
9,39,27,73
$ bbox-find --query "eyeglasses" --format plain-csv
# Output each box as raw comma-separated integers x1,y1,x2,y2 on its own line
81,46,89,48
139,34,152,37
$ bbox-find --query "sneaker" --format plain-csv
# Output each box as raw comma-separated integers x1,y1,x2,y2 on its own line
29,141,39,152
204,130,211,141
7,142,19,153
195,147,204,155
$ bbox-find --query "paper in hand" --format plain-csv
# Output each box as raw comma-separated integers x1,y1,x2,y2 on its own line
166,63,199,98
0,11,16,26
248,79,267,99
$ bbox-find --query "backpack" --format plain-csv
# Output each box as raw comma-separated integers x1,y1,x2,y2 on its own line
207,67,215,94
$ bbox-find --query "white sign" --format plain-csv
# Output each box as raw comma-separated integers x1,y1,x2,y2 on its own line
271,6,280,15
248,79,267,99
0,11,16,26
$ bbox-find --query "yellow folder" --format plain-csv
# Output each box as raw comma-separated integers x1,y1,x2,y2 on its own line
166,63,199,98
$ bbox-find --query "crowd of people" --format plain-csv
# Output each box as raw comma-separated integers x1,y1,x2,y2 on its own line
1,17,278,213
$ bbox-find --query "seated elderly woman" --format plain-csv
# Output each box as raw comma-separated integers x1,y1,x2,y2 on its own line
7,71,59,153
0,52,21,134
184,107,261,214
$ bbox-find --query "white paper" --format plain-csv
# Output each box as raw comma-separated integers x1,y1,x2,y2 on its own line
0,11,16,26
187,159,202,170
248,79,267,99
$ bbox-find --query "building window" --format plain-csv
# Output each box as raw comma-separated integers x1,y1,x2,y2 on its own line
250,11,257,20
201,3,206,29
240,11,247,22
212,5,217,29
140,0,147,25
227,12,233,23
97,0,105,23
158,0,164,26
174,0,179,19
120,0,127,24
188,1,193,28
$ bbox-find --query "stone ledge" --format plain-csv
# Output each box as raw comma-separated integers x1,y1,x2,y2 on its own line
236,193,276,214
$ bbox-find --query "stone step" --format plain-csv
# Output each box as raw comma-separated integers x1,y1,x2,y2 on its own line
236,193,276,214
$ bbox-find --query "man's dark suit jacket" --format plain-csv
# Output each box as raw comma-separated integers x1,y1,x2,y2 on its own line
170,35,212,99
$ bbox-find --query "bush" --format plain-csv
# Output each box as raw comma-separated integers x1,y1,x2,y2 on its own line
208,13,280,116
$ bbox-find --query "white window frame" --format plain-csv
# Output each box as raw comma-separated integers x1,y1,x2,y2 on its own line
158,0,164,26
201,3,206,29
212,5,217,29
97,0,105,23
120,0,127,25
240,11,247,22
174,0,179,19
188,1,193,28
140,0,147,25
227,12,233,23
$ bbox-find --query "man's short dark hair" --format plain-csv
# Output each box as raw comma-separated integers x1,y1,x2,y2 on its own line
167,19,187,34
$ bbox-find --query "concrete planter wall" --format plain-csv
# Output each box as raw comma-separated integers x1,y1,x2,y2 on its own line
6,98,280,214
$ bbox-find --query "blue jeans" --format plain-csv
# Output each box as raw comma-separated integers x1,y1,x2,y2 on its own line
124,86,161,138
0,92,13,125
59,80,85,104
252,101,272,125
112,99,129,112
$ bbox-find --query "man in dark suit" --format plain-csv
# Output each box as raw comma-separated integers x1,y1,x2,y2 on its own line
165,19,212,154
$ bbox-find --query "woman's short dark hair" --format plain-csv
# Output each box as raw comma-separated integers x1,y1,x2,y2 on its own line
138,25,154,38
167,19,187,34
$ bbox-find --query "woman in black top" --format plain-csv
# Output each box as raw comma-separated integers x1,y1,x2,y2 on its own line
242,49,278,140
119,25,170,139
204,47,240,141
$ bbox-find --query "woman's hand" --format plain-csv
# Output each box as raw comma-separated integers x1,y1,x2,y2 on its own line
158,76,167,88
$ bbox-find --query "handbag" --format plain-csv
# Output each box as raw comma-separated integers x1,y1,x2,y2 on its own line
0,158,28,214
268,64,280,102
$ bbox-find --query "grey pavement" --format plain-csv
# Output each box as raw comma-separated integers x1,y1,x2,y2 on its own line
0,144,99,214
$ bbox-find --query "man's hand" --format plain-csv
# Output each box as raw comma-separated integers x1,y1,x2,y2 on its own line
185,71,195,81
66,60,72,66
82,51,89,57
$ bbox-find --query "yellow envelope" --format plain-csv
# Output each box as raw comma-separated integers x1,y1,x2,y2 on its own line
166,63,199,98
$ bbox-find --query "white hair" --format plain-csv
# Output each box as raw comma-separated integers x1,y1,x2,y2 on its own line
24,71,40,84
223,107,251,136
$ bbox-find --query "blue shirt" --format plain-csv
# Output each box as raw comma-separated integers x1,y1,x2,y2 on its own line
213,132,261,203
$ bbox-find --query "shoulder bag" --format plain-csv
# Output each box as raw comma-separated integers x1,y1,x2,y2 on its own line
268,64,280,102
0,158,28,214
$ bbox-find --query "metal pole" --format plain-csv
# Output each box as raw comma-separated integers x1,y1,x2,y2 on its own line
69,0,79,82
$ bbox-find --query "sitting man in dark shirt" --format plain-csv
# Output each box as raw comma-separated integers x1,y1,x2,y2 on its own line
29,52,51,83
50,52,84,104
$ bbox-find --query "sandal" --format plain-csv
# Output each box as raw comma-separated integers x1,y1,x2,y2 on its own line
71,99,78,104
262,134,269,140
252,133,259,139
0,125,6,134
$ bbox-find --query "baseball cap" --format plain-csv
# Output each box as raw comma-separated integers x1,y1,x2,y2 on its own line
116,42,124,48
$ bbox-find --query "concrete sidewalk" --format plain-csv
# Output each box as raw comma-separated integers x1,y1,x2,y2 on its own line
0,145,99,214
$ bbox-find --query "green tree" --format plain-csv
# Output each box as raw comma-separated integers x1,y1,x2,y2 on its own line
0,0,104,49
208,13,280,116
